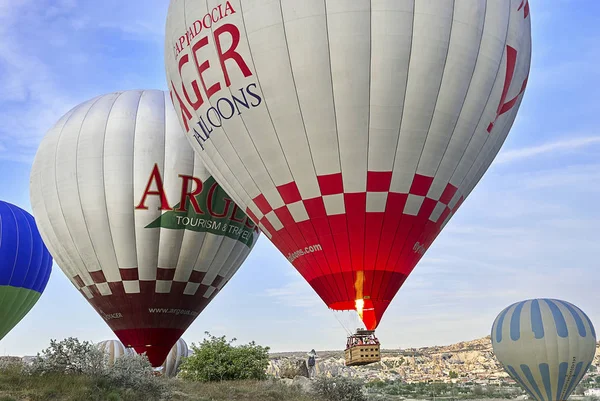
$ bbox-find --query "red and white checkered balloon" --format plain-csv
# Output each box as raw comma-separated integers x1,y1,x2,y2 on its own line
30,90,259,366
164,0,532,330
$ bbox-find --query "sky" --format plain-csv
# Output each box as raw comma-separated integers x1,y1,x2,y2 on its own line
1,0,600,356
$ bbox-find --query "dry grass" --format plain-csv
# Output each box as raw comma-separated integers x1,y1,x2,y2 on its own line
171,379,322,401
0,366,164,401
0,366,322,401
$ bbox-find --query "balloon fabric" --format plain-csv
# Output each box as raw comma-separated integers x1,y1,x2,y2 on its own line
30,90,260,366
492,299,597,401
164,1,533,330
0,200,52,341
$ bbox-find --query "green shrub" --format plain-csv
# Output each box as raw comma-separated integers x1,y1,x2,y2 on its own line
179,332,270,382
0,337,170,400
27,337,107,376
106,353,168,398
312,376,366,401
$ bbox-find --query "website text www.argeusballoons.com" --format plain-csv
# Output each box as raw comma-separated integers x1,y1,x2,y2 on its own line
286,244,323,263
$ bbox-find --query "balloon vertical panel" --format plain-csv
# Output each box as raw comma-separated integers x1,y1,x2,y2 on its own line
427,1,508,204
282,0,341,182
134,91,166,287
56,98,105,292
106,92,142,279
77,94,123,285
32,108,82,287
167,98,203,285
414,0,486,181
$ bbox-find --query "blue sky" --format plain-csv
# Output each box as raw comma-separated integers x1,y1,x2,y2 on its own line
1,0,600,356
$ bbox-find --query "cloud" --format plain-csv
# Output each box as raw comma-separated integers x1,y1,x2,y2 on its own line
0,1,82,163
519,163,600,190
0,0,169,163
495,136,600,164
264,279,324,310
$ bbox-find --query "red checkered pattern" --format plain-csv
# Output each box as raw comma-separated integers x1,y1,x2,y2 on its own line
72,269,226,300
71,268,227,368
244,171,464,329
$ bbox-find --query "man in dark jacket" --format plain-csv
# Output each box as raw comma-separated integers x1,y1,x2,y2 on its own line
307,349,317,379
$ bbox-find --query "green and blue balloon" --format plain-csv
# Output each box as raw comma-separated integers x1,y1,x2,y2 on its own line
0,200,52,340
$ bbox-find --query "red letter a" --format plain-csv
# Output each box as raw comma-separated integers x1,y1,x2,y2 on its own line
135,164,172,210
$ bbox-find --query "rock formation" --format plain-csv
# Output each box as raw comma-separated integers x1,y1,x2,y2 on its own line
268,336,600,383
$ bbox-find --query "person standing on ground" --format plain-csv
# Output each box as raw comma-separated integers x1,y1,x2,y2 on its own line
307,349,317,379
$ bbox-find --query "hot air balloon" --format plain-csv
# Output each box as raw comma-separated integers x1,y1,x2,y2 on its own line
164,1,532,331
30,90,260,366
491,299,597,401
97,339,135,366
0,200,53,341
160,337,188,377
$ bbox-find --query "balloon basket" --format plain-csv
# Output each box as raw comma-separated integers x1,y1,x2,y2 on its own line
344,329,381,366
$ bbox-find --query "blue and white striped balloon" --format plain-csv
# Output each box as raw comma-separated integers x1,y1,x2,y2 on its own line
491,299,597,401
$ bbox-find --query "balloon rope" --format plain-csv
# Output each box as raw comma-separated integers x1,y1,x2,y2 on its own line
330,309,353,336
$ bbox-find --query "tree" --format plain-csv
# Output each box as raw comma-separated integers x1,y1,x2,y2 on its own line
449,371,458,379
179,332,270,382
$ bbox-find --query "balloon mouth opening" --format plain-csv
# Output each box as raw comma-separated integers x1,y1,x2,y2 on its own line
329,300,378,330
329,299,373,312
115,328,184,366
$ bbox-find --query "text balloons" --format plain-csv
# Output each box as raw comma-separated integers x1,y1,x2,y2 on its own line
165,1,532,329
30,90,260,366
492,299,597,401
0,200,52,341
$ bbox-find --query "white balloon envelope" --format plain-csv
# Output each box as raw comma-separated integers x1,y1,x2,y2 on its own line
30,90,260,366
165,0,532,330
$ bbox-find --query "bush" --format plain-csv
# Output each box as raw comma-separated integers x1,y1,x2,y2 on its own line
27,337,107,376
6,337,170,400
473,385,485,396
312,376,366,401
107,352,168,398
179,332,270,382
0,357,23,372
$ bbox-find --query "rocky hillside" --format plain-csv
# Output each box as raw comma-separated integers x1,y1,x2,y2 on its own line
268,336,600,383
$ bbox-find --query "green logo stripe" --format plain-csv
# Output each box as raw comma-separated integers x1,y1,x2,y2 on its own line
145,177,257,248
